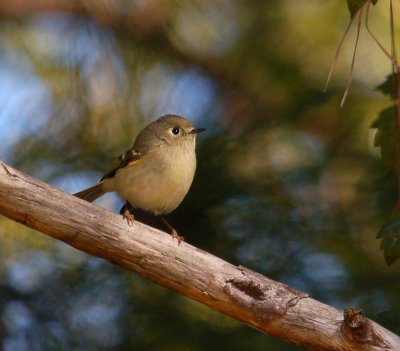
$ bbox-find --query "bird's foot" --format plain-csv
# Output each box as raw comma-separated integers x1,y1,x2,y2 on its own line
171,229,184,245
122,208,135,226
159,216,184,245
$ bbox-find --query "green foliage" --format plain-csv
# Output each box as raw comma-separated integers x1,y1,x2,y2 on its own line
371,107,397,170
373,73,399,170
375,73,399,100
347,0,378,17
377,218,400,265
373,75,400,264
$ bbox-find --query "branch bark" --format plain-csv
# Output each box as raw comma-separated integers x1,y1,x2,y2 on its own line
0,160,399,351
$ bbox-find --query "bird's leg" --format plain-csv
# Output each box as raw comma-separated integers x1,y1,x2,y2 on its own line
120,201,135,226
160,216,184,244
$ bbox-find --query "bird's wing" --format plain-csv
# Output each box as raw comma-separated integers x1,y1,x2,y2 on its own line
100,148,145,181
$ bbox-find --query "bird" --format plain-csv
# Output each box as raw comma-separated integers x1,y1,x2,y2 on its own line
74,114,205,242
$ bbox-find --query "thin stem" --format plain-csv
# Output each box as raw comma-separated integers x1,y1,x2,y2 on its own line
366,1,399,71
389,0,400,217
340,7,364,107
323,13,358,92
390,0,398,69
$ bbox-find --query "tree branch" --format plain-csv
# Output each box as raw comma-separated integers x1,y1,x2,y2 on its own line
0,160,399,351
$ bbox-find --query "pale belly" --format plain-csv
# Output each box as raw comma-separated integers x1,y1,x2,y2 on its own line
105,149,196,215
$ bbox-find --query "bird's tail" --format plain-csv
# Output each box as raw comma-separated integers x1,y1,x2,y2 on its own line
74,182,107,202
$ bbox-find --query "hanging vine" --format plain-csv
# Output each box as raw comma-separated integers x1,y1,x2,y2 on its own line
325,0,400,264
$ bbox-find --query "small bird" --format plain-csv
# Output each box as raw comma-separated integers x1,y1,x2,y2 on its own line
74,114,205,242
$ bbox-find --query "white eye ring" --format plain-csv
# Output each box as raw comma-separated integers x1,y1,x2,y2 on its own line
171,127,180,135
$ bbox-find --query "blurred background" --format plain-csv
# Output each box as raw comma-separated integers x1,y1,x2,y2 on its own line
0,1,399,350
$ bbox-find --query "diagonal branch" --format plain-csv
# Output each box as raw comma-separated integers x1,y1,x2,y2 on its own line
0,160,399,350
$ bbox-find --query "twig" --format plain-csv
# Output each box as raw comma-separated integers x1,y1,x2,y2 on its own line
323,14,357,92
365,1,399,71
340,7,364,107
389,0,400,217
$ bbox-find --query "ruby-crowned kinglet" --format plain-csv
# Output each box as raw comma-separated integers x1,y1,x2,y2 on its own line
74,114,205,242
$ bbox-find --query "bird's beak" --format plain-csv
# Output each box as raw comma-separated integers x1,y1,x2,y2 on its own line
190,128,206,134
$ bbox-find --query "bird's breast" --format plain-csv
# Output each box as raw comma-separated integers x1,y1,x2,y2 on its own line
111,146,197,214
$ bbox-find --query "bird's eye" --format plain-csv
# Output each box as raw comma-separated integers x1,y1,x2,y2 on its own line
171,127,180,135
